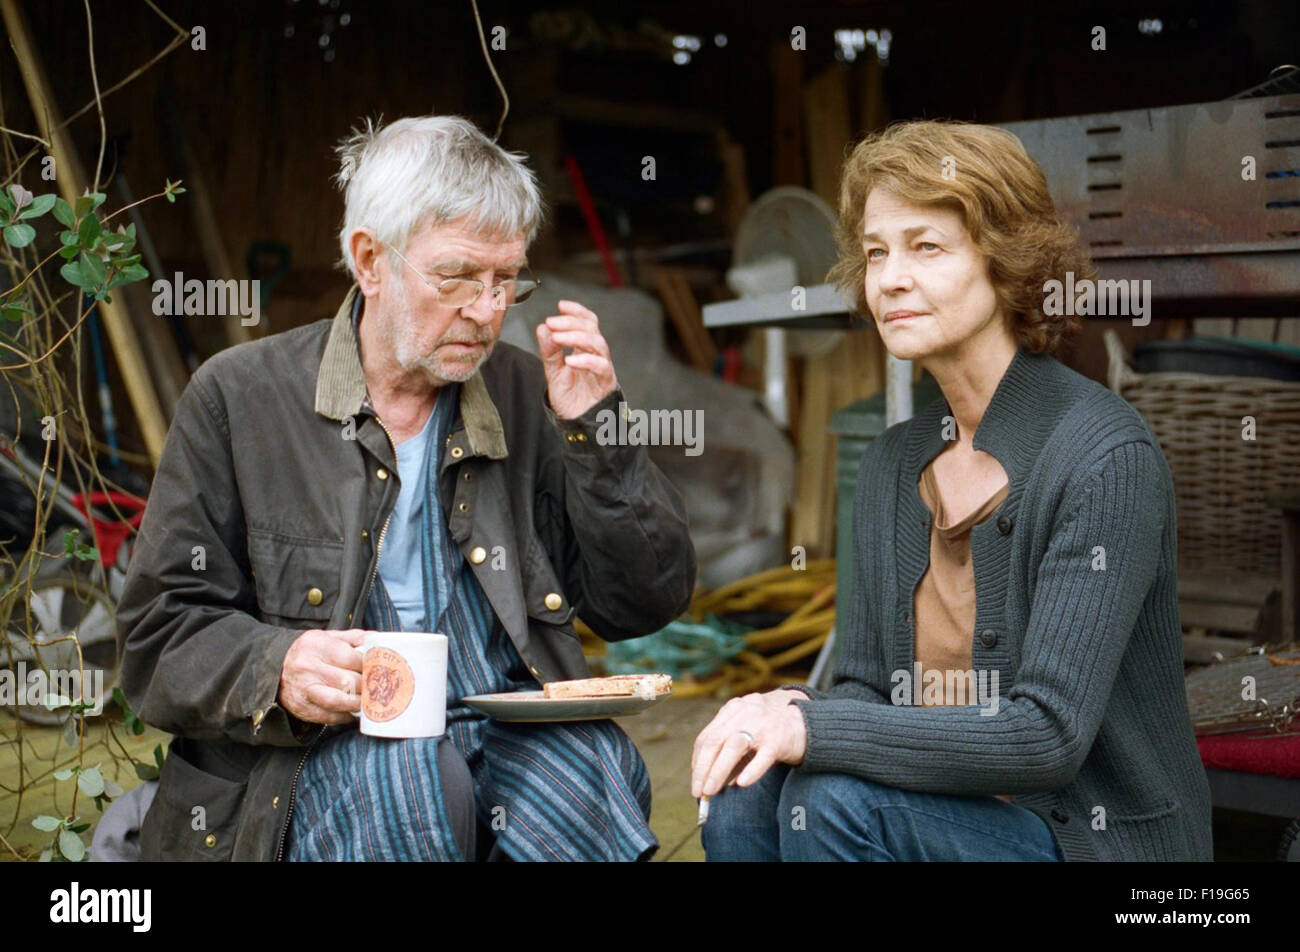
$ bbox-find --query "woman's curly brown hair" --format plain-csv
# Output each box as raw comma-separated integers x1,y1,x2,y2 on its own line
827,119,1096,357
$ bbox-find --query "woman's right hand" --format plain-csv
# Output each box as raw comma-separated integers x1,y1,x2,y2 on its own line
690,688,810,799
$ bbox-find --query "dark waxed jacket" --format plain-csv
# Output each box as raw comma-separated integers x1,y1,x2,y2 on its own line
116,285,695,861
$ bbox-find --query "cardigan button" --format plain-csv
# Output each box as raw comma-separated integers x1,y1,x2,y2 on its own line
1051,809,1070,824
996,515,1013,535
980,628,998,648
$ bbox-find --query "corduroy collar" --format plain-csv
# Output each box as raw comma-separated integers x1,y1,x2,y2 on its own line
313,284,508,459
905,345,1064,488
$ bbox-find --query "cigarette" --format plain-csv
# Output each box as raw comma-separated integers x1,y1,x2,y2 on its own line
697,749,754,826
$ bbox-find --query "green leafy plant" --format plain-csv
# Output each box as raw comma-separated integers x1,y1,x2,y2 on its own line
1,0,190,863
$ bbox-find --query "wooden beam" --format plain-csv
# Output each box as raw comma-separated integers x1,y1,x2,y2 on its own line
1,0,168,465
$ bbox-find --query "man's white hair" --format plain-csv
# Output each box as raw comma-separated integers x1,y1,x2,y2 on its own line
334,114,545,277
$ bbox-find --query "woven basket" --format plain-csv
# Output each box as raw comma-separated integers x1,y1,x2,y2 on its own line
1104,330,1300,579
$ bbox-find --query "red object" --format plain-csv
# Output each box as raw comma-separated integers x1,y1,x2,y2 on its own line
70,491,147,568
1197,732,1300,779
564,154,622,288
722,344,741,382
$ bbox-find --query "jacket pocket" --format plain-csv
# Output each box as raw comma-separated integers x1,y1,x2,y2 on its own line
247,530,344,626
140,739,246,861
521,533,577,631
1111,797,1180,823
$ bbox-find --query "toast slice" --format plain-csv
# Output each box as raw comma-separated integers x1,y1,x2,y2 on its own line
542,674,673,700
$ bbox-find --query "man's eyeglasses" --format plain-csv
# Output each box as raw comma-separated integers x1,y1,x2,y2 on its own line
387,244,540,311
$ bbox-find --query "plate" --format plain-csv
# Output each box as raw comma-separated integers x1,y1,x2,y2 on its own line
460,690,668,722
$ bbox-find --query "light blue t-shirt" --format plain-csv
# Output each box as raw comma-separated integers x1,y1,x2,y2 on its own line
376,406,437,632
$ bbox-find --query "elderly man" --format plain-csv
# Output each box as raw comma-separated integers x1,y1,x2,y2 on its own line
117,115,695,862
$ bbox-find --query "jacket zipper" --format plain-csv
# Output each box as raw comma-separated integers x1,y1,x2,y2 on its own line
273,724,327,861
365,413,398,601
274,412,397,861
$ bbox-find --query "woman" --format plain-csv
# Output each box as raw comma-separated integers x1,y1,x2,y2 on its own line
691,120,1212,862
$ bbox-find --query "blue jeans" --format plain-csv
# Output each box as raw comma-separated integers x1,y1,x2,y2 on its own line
702,764,1064,861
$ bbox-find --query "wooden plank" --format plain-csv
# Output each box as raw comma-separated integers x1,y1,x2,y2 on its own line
803,64,852,209
1,0,168,465
655,267,717,373
715,129,750,241
771,41,804,186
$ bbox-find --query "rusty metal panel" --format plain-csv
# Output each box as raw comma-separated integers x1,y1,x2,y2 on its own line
1001,95,1300,260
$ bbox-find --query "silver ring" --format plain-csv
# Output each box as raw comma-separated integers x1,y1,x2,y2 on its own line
737,730,756,747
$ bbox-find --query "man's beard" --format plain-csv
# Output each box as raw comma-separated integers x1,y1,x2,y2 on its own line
389,277,496,383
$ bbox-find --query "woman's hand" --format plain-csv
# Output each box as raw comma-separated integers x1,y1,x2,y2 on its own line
690,689,810,798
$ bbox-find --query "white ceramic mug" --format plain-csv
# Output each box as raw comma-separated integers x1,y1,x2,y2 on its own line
354,631,448,738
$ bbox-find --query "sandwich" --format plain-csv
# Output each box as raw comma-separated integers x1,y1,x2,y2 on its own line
542,674,673,700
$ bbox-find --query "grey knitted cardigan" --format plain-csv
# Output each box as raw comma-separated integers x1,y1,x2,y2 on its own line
793,345,1213,862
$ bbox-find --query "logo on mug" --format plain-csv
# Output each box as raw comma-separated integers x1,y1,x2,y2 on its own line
362,647,415,722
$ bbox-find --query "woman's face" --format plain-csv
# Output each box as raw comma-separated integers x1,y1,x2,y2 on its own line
861,189,1007,364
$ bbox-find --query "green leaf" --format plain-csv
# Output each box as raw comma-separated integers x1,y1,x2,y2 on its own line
53,767,76,781
77,213,101,245
51,197,74,227
130,717,145,736
116,263,149,284
79,252,106,287
133,763,159,782
59,260,84,287
31,815,61,832
18,194,56,219
58,829,85,862
0,191,13,215
69,822,91,833
77,767,104,798
154,744,166,770
3,223,36,248
2,306,24,322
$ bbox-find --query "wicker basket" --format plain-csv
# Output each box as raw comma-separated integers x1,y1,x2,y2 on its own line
1104,330,1300,579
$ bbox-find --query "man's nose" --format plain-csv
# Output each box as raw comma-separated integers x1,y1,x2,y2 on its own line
461,284,499,325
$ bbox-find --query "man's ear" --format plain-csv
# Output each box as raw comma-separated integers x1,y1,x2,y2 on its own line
351,229,384,295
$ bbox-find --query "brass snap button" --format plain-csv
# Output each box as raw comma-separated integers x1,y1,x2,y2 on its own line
204,833,217,848
469,546,487,564
361,529,369,539
272,796,280,809
376,468,389,480
544,592,563,611
307,587,324,606
450,446,464,459
251,708,266,728
458,502,469,513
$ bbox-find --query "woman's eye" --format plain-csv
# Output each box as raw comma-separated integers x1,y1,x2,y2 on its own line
865,248,885,262
918,242,940,252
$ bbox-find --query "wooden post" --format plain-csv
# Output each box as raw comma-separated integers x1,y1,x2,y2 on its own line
2,0,169,465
